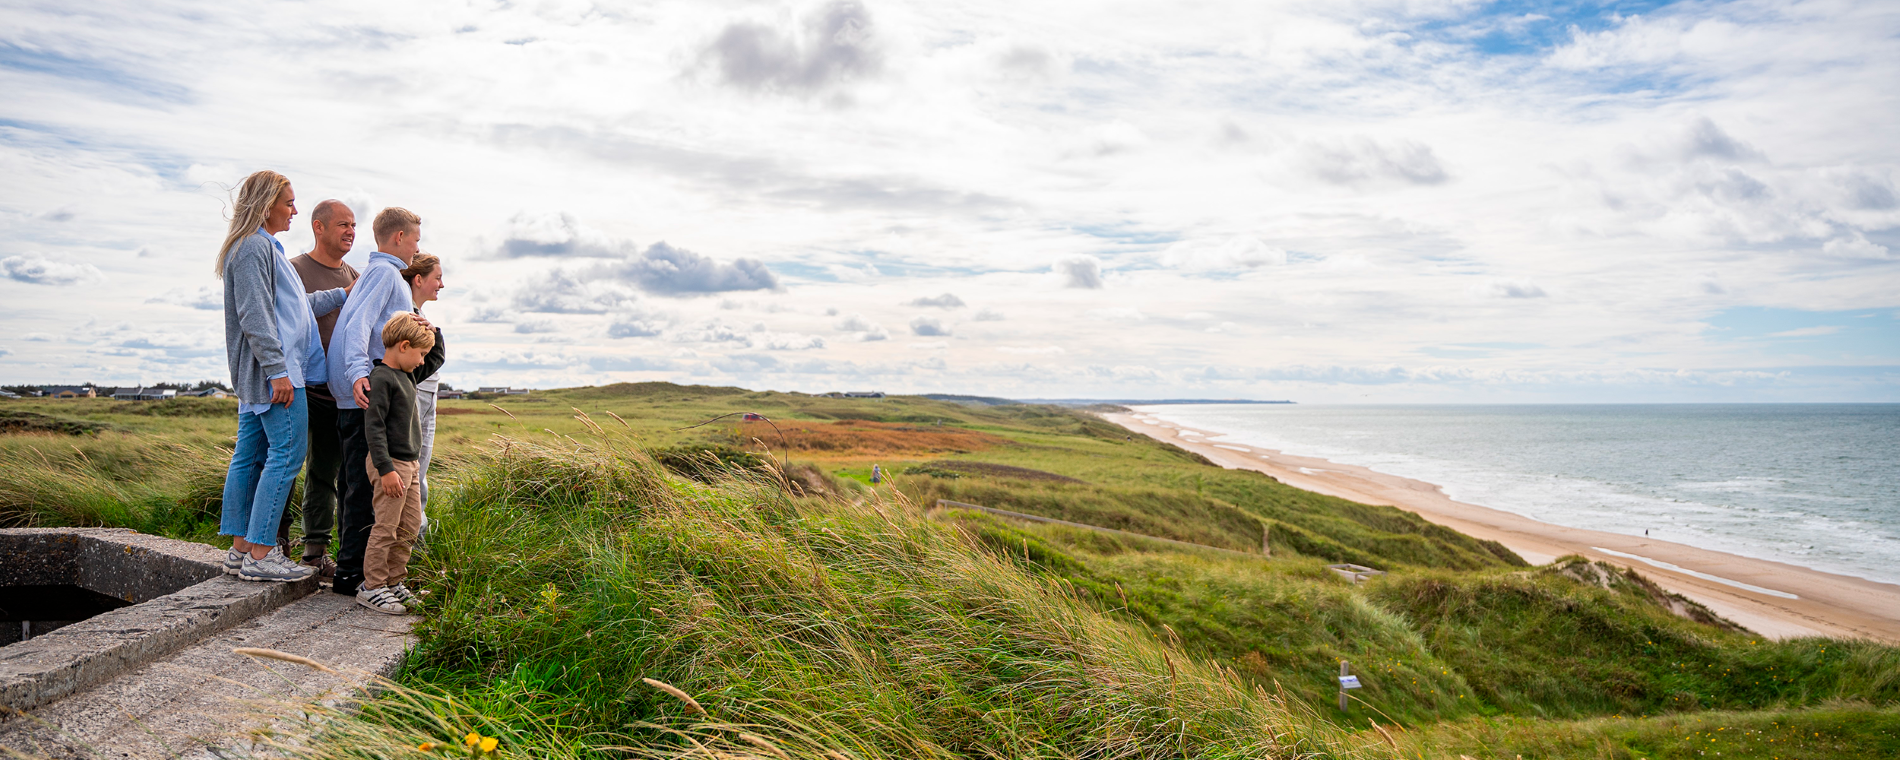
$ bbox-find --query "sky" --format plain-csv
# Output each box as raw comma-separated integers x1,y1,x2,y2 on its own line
1,0,1896,403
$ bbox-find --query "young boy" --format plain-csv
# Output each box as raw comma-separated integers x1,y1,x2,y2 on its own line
358,312,445,614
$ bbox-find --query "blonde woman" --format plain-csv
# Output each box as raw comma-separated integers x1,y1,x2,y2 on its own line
400,253,448,527
215,171,347,583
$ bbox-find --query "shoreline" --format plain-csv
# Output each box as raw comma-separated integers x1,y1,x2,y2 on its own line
1103,409,1900,644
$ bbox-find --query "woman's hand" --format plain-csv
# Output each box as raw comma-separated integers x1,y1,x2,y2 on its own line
270,376,294,407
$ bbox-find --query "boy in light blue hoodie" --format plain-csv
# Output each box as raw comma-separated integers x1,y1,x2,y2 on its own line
326,207,431,595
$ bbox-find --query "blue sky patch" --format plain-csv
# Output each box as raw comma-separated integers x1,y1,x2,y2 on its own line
1705,307,1900,362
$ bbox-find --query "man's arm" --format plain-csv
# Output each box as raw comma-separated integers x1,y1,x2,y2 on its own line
409,328,446,383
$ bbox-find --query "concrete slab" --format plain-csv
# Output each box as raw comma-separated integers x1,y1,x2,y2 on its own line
0,592,416,759
1,529,318,712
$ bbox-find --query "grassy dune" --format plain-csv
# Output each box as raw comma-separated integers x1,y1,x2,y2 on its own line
2,384,1896,758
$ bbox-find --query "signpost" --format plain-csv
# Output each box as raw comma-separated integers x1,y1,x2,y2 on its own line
1338,661,1361,711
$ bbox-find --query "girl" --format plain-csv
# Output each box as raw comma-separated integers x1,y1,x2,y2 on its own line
401,253,447,528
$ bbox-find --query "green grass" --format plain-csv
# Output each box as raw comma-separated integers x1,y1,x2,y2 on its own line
3,384,1897,758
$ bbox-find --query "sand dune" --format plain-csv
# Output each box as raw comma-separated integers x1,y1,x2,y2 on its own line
1104,410,1900,644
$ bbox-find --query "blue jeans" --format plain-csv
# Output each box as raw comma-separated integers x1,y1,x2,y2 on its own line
221,389,308,546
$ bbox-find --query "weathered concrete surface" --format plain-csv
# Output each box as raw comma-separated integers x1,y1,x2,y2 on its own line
0,528,226,604
0,593,416,759
1,529,317,712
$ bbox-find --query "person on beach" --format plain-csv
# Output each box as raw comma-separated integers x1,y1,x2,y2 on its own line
400,253,447,531
327,207,432,595
273,199,359,585
358,312,444,614
215,171,347,583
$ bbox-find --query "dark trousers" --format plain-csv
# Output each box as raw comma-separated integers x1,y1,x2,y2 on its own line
334,407,374,594
277,385,345,554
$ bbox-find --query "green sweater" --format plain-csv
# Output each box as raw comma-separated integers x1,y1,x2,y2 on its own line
366,329,446,476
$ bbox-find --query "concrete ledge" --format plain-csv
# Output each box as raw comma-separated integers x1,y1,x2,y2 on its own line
1,593,416,760
0,529,317,712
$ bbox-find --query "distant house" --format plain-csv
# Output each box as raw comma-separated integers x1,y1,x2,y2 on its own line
186,388,231,398
44,385,96,399
476,386,530,396
0,389,18,399
436,389,465,400
112,387,177,401
842,391,885,399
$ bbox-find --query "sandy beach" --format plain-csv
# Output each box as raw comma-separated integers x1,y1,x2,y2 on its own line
1104,409,1900,645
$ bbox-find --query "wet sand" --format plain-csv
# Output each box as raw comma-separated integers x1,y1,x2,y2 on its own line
1104,410,1900,644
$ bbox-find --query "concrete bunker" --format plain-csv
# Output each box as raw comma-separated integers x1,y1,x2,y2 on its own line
0,528,315,713
0,530,220,646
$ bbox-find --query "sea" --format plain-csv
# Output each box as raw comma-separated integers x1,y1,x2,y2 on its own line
1136,404,1900,586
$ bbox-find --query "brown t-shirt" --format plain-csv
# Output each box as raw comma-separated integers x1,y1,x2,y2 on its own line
290,253,358,350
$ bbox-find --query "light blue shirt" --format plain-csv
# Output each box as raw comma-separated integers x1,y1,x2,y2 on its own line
326,251,414,410
238,231,338,415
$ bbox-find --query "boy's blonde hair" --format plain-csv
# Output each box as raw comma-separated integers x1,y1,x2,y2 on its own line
373,207,421,245
381,312,435,351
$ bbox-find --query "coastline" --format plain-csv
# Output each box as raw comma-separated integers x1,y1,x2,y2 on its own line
1103,409,1900,645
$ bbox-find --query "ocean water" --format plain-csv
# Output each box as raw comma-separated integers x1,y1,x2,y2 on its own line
1137,404,1900,586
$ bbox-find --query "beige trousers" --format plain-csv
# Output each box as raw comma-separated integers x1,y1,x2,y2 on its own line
364,456,423,590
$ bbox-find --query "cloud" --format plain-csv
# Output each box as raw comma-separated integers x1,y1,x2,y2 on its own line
1054,255,1103,289
514,319,558,334
835,313,889,340
1086,307,1145,321
607,310,667,338
3,255,104,286
491,211,632,258
1821,234,1891,259
700,0,880,95
513,269,640,313
997,345,1064,355
1299,136,1447,186
600,242,779,295
910,316,950,336
972,308,1006,322
1680,118,1764,162
755,332,826,350
147,285,221,310
1767,326,1840,338
1161,237,1287,270
1471,279,1548,299
907,292,965,309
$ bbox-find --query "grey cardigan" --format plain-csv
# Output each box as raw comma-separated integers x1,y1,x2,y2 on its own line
222,231,347,405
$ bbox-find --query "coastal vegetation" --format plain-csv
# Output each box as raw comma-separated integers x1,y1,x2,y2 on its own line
2,382,1896,758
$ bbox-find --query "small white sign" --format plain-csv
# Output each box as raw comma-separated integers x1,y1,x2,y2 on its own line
1338,675,1362,689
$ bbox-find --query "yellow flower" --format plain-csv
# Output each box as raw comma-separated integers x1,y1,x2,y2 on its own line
464,732,482,747
418,742,439,752
480,736,499,753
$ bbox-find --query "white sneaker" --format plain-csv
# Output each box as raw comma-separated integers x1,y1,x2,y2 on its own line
356,586,407,615
223,548,245,576
387,584,419,605
239,547,317,583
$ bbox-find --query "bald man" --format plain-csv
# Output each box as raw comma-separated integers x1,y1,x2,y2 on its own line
278,199,359,583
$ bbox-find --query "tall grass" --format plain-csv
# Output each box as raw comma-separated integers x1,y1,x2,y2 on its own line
0,432,228,540
309,433,1396,759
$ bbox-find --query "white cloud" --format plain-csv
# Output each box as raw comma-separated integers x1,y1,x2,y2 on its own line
1470,279,1548,299
1054,255,1104,289
910,316,950,336
4,255,104,286
1086,307,1145,321
972,308,1006,322
1161,237,1287,271
1767,326,1839,338
908,293,965,308
997,345,1064,355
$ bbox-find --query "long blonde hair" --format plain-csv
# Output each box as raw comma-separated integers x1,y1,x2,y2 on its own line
215,170,291,279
